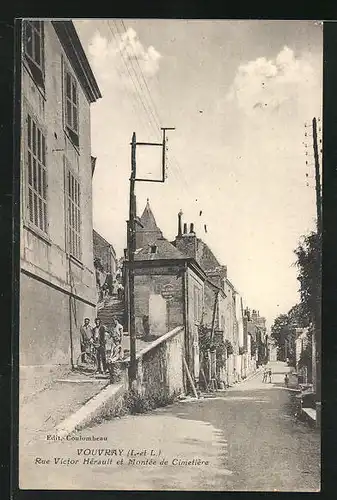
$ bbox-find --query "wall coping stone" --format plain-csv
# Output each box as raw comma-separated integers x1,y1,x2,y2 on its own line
121,326,184,365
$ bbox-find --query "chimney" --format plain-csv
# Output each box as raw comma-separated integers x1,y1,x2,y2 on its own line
190,223,195,233
183,223,188,234
91,156,97,177
178,210,183,237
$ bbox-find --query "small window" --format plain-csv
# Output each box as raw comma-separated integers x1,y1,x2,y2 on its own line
26,113,47,233
65,164,81,260
150,244,157,254
64,67,79,147
23,20,45,89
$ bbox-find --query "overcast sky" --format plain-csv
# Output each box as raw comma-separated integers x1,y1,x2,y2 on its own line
74,19,322,327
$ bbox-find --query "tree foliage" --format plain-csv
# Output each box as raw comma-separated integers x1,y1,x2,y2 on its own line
298,334,313,371
294,231,321,330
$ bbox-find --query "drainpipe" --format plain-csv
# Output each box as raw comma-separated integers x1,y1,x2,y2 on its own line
182,261,191,393
69,295,74,369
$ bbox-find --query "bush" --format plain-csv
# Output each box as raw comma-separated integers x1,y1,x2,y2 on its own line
123,389,180,415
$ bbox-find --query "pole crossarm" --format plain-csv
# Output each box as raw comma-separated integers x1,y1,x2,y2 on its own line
135,142,163,146
135,178,165,183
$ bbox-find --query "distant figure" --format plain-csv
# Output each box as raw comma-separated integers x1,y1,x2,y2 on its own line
262,368,267,383
92,318,108,374
117,282,124,301
284,374,289,387
110,316,124,346
80,318,92,362
142,315,150,339
105,273,113,296
268,368,272,383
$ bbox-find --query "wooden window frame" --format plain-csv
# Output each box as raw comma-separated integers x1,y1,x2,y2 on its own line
23,20,45,90
64,64,80,148
64,159,82,262
25,110,48,235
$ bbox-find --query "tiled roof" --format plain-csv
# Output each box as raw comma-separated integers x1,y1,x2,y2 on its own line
135,238,187,261
139,199,161,232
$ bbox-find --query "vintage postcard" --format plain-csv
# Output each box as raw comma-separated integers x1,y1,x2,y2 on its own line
17,18,321,491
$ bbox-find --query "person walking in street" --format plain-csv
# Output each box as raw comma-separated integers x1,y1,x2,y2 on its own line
262,367,267,383
268,368,272,383
80,318,92,362
92,318,108,374
284,373,289,387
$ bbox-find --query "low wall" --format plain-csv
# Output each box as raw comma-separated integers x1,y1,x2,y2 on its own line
122,326,185,402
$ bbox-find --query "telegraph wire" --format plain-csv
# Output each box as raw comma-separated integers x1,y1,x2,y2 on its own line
103,21,154,137
106,19,202,227
115,19,162,133
106,20,160,139
116,19,193,192
119,19,164,131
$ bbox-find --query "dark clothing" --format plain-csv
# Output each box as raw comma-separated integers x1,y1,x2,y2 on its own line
92,325,106,347
92,324,107,373
80,324,92,362
97,346,107,373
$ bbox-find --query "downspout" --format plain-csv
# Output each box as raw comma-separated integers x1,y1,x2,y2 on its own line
182,261,190,393
69,295,74,369
68,258,74,369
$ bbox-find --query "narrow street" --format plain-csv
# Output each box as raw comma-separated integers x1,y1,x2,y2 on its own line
20,362,320,491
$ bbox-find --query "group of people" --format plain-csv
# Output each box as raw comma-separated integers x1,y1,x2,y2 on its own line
80,316,124,375
101,273,124,301
262,367,273,383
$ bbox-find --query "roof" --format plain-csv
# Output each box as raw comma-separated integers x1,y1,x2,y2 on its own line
135,238,187,261
93,229,116,257
52,21,102,103
139,199,162,232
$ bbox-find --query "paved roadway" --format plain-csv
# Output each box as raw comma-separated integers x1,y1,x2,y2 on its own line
19,361,320,491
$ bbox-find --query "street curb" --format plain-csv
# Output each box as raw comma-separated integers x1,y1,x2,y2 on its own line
54,382,126,438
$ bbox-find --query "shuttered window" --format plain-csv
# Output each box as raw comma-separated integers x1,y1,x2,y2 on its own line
64,67,79,146
26,113,47,233
24,20,45,88
65,165,81,260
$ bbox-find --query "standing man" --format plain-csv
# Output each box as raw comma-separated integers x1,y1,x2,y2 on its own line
80,318,92,362
268,368,272,383
92,318,108,374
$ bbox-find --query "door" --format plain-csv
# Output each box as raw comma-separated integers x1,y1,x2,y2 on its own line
149,294,167,336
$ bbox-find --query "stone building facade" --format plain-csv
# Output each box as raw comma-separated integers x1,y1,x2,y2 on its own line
125,201,205,388
20,20,101,367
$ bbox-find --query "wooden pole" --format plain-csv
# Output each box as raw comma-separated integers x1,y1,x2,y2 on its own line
210,291,219,343
183,357,198,398
128,132,137,388
312,117,321,404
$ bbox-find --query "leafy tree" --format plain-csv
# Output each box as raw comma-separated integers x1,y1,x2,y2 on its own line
294,231,321,331
298,332,313,372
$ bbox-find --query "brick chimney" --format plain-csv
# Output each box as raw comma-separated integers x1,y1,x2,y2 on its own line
175,221,197,259
178,210,183,237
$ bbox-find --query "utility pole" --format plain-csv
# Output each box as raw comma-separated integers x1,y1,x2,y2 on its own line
312,117,322,406
127,127,175,390
312,117,322,236
128,132,137,388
